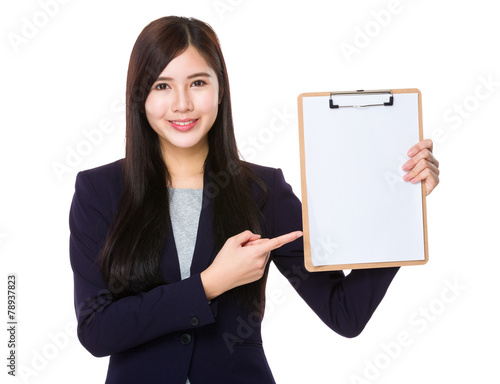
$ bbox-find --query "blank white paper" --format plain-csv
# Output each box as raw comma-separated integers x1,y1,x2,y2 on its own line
301,92,425,266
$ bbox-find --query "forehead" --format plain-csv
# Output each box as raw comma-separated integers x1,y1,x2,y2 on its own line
157,46,215,78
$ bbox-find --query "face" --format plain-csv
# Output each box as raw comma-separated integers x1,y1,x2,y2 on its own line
145,46,220,156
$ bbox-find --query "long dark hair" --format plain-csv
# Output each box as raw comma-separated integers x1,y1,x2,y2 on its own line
99,16,270,312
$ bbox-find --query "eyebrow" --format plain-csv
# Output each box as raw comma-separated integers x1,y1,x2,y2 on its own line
154,72,212,82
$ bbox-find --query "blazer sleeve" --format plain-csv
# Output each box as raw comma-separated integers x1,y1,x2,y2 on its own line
69,171,217,357
270,168,399,338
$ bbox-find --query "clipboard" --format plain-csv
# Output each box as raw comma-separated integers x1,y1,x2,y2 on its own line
297,89,428,272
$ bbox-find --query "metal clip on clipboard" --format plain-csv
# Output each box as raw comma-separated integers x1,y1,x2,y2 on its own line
329,89,394,109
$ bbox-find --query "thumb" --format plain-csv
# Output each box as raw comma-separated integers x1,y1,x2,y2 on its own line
233,230,260,245
242,238,266,247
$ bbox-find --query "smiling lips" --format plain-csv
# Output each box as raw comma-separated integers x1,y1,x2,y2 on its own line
169,118,199,131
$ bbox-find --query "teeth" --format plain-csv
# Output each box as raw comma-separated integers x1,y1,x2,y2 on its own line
173,120,195,126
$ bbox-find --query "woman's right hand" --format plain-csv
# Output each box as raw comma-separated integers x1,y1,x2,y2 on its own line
200,230,303,301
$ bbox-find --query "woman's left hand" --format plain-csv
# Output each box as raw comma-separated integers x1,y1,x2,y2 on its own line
402,139,440,195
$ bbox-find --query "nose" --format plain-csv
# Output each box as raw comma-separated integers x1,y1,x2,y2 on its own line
171,88,193,113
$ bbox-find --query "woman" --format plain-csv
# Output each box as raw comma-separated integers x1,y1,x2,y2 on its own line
69,16,440,384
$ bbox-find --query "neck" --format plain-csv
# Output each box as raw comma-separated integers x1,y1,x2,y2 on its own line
161,139,208,179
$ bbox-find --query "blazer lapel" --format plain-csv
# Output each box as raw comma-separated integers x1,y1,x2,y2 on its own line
190,158,216,276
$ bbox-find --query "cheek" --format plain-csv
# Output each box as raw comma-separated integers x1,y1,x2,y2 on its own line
145,94,167,119
196,91,219,116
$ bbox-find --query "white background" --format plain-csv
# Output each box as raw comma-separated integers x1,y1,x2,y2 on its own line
1,0,498,383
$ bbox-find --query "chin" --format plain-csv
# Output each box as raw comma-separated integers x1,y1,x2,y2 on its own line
169,138,206,150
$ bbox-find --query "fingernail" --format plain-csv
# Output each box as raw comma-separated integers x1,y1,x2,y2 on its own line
403,173,411,181
408,149,416,156
402,163,410,171
296,231,303,238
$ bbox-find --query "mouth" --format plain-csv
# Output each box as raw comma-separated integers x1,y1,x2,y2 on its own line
169,119,199,131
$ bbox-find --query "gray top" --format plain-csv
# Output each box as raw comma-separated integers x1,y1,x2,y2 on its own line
168,187,203,280
168,187,203,384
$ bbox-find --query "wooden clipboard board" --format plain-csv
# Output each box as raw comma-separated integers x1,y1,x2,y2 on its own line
298,89,428,272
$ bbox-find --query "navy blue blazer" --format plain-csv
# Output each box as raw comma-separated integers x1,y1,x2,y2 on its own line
69,159,399,384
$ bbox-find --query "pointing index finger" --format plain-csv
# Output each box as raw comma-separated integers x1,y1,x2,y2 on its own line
256,231,303,253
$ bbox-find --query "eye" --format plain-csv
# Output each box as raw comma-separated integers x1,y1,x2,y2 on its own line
192,80,206,87
154,83,169,90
